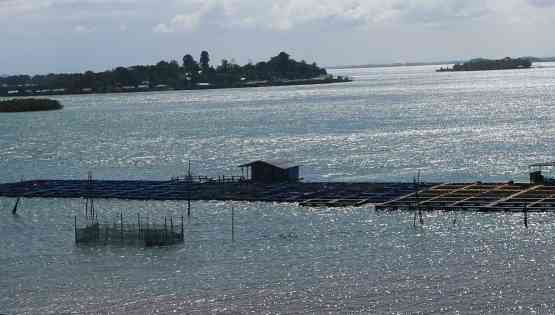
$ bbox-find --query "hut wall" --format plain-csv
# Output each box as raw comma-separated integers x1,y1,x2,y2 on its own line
251,162,289,182
287,166,299,181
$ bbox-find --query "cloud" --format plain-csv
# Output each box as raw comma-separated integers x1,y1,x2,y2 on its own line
153,12,203,33
153,23,172,33
152,0,499,33
528,0,555,7
0,0,51,16
74,25,94,33
0,0,532,34
3,0,555,74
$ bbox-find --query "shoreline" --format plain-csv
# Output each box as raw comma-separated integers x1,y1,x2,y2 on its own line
0,77,351,98
435,67,533,72
0,98,63,112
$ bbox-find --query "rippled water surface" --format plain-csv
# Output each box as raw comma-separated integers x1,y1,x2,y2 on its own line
2,65,555,313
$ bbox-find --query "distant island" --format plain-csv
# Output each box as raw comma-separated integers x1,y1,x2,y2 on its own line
0,98,63,112
437,57,533,72
328,60,464,69
0,52,351,97
329,56,555,70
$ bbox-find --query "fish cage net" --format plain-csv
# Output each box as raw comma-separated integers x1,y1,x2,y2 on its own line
75,216,184,247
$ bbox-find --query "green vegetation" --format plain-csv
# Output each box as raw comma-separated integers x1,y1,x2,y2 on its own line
0,98,63,112
0,52,350,96
437,57,533,72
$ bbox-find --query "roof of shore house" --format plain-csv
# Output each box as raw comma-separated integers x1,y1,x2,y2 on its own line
238,160,299,170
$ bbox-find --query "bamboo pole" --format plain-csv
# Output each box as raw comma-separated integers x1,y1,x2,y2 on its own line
170,216,174,243
164,216,168,242
231,205,235,242
524,204,528,228
137,213,141,240
187,197,191,217
181,215,184,241
12,197,20,215
417,170,423,225
120,211,124,242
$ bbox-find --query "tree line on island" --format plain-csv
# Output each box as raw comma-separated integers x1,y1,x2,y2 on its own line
0,52,350,96
437,57,533,72
0,98,62,112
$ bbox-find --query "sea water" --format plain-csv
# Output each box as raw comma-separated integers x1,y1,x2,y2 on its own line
2,64,555,313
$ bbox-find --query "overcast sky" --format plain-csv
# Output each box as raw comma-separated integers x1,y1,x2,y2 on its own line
2,0,555,74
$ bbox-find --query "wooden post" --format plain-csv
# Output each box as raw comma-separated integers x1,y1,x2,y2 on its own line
170,216,174,243
164,216,168,242
12,197,21,215
137,213,141,240
95,214,99,241
417,171,423,225
412,176,417,227
231,205,235,242
120,211,124,242
181,215,184,241
187,197,191,217
188,159,191,181
524,204,528,228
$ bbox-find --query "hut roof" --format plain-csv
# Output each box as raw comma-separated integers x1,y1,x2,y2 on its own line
530,162,555,167
238,160,299,170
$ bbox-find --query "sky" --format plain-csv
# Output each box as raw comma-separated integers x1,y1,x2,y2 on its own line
2,0,555,74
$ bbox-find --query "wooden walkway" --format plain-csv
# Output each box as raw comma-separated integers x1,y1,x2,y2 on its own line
2,179,555,211
0,180,432,206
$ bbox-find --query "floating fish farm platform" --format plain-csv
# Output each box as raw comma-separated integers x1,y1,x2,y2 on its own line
2,179,555,211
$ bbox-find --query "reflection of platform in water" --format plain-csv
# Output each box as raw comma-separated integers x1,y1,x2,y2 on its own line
300,199,369,207
75,216,184,247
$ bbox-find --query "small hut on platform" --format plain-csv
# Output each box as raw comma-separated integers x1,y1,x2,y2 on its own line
530,162,555,185
239,160,300,183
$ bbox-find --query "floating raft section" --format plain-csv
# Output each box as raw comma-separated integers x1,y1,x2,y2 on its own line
2,180,555,211
0,180,425,206
376,182,555,212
